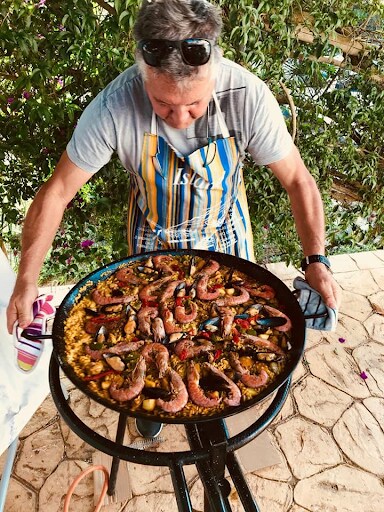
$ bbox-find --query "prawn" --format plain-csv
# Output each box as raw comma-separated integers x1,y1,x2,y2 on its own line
139,275,174,301
115,266,141,285
229,352,269,389
215,286,250,307
159,279,184,303
152,317,166,343
243,283,275,300
174,300,198,323
85,340,145,361
187,361,222,407
141,342,169,378
241,334,286,356
196,274,222,300
156,369,188,413
153,255,176,274
109,356,146,402
161,306,184,335
263,305,292,332
217,306,235,337
92,288,136,305
137,306,158,336
174,338,213,360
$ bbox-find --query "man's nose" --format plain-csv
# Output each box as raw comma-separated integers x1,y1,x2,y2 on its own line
171,107,191,127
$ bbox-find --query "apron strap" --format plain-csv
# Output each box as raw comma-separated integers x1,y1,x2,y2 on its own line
212,91,230,139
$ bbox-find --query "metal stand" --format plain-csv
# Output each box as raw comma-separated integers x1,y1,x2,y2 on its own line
49,356,290,511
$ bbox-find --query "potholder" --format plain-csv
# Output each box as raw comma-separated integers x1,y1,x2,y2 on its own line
293,276,338,331
13,294,55,372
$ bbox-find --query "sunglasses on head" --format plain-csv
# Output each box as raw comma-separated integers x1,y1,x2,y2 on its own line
138,38,214,67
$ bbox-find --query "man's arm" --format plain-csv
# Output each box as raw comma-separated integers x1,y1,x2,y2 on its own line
268,145,341,309
6,151,92,333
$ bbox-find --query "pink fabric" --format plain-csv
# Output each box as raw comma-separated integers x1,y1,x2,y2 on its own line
14,294,55,372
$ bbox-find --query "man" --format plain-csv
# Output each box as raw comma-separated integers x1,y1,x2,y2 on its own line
7,0,340,437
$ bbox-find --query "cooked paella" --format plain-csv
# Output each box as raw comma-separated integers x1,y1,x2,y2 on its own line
64,254,293,418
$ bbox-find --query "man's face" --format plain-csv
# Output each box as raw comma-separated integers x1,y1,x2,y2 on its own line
144,68,215,130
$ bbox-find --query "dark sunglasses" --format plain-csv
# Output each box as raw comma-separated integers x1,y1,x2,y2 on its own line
138,38,214,67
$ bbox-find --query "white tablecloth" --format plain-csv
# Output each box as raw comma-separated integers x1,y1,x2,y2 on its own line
0,251,51,456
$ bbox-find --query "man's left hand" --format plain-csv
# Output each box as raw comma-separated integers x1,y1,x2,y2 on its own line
304,262,342,310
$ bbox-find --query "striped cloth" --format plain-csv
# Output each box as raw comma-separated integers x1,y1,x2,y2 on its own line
13,294,55,372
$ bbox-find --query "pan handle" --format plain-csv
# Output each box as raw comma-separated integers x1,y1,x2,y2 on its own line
21,332,53,340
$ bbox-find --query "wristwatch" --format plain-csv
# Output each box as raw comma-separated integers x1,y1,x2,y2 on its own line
301,254,331,272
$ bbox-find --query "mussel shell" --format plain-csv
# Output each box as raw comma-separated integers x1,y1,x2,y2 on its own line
142,387,172,400
84,307,99,317
100,303,125,314
199,316,220,331
199,374,229,391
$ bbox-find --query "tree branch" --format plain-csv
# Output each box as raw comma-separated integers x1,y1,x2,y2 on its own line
93,0,116,16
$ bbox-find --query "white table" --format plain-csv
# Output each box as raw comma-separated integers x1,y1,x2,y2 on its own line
0,251,52,510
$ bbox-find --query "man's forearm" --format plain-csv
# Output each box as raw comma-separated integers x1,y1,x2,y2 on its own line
16,184,68,286
288,174,326,257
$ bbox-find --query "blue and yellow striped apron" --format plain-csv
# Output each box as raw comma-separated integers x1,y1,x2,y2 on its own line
127,92,255,261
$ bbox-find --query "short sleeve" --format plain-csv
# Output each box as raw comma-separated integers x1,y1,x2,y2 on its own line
247,81,294,166
66,92,117,173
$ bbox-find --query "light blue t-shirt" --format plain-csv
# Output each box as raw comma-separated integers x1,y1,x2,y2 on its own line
66,58,293,174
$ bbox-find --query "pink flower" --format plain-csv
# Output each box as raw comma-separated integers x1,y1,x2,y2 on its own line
80,239,94,249
23,91,32,99
360,371,368,380
7,97,14,104
338,337,346,343
57,78,64,87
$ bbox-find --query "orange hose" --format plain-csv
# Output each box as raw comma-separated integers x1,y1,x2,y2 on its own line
63,465,109,512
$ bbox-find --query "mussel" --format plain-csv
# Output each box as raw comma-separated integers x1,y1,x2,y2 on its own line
142,387,172,400
103,354,125,371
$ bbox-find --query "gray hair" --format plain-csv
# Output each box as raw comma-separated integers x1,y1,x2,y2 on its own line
134,0,223,81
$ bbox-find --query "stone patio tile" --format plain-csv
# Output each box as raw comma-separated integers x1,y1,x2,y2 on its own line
335,269,380,295
363,396,384,426
274,417,342,479
190,474,293,512
302,329,325,349
322,313,369,348
333,402,384,476
253,436,293,482
373,249,384,262
305,344,370,398
15,422,64,489
352,342,384,396
39,460,93,512
2,478,37,512
122,492,179,512
291,359,306,383
266,261,299,281
294,464,384,512
19,394,58,439
59,389,120,459
371,267,384,290
289,506,310,512
329,254,358,273
349,251,384,270
293,375,353,427
338,290,372,322
364,314,384,344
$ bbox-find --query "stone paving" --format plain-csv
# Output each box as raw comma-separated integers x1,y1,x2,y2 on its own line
1,250,384,512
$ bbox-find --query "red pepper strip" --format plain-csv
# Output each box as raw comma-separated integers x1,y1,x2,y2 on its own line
175,297,184,307
142,300,159,308
233,327,240,344
199,331,211,339
234,318,250,329
84,370,120,381
179,349,188,361
90,315,121,324
213,349,222,361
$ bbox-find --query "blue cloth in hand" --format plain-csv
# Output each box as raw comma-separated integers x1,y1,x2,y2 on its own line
293,276,338,331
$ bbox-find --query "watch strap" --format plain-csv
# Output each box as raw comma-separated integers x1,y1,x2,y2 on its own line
301,254,331,272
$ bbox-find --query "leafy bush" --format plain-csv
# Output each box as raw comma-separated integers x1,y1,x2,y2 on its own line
1,0,383,283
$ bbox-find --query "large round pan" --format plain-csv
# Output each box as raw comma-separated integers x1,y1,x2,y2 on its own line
52,249,306,423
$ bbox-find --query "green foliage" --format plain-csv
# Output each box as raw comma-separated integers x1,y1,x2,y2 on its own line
1,0,383,281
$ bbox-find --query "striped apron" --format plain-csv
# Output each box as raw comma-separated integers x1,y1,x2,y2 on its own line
126,93,255,261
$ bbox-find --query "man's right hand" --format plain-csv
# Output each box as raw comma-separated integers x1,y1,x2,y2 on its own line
7,282,39,334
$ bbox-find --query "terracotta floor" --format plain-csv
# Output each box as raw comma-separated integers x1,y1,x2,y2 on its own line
1,250,384,512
